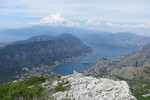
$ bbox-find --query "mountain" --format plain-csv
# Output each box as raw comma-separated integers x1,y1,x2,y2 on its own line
0,33,92,84
1,25,150,50
0,43,6,48
116,44,150,67
85,44,150,80
109,65,150,80
83,32,150,49
0,25,103,42
0,35,55,48
12,35,55,44
0,73,136,100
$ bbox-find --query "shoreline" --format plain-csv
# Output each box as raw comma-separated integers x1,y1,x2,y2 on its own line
49,51,93,72
15,51,93,82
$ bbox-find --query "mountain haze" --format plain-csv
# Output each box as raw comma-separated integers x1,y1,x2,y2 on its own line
1,26,150,50
83,32,150,49
0,25,103,42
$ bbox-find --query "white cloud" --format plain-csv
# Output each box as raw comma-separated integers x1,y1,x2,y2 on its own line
31,15,150,30
85,20,101,26
30,13,80,27
105,22,150,29
105,22,120,27
0,0,150,23
0,0,150,35
30,14,102,28
121,22,150,29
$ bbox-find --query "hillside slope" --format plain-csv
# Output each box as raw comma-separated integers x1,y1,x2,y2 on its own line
0,33,92,84
85,44,150,80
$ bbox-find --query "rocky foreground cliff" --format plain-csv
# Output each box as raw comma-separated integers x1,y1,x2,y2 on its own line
52,73,136,100
0,73,137,100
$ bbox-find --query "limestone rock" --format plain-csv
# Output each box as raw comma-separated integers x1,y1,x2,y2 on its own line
53,73,136,100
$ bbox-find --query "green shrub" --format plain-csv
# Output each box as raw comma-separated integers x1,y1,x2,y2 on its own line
54,79,70,92
0,76,46,100
55,83,66,92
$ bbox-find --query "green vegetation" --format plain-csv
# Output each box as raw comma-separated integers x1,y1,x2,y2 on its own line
0,76,47,100
0,76,68,100
55,80,70,92
95,74,150,100
128,80,150,100
0,75,71,100
111,75,150,100
0,33,92,84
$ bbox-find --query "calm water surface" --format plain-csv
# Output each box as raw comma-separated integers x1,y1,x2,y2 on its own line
51,47,134,75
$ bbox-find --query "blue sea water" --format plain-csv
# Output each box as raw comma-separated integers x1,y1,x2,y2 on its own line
51,47,134,75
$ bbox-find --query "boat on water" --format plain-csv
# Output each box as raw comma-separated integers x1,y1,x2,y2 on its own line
81,61,90,64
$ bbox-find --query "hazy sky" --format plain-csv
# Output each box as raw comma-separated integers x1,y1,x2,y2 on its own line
0,0,150,35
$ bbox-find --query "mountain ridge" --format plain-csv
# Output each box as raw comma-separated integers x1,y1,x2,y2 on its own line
1,25,150,50
83,32,150,49
0,33,92,84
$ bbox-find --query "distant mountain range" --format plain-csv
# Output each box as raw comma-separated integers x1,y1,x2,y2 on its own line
1,25,150,50
83,32,150,49
0,33,92,84
85,44,150,80
0,25,103,42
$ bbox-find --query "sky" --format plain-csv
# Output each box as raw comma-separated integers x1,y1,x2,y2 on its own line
0,0,150,35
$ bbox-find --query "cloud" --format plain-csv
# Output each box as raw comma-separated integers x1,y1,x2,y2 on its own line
30,14,102,28
0,0,150,23
105,22,150,29
85,20,101,26
30,13,80,27
0,0,150,35
31,14,150,30
105,22,120,27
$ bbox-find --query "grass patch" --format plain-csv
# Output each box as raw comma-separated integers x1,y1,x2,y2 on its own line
128,80,150,100
55,80,70,92
0,76,46,100
112,75,150,100
95,74,150,100
0,75,69,100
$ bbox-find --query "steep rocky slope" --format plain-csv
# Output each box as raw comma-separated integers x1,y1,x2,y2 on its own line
116,44,150,67
85,44,150,80
110,66,150,80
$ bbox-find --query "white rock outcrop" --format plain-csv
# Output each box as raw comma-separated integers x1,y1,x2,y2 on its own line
53,73,136,100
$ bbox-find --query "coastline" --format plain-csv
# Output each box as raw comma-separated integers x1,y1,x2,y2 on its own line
15,51,93,82
49,51,93,72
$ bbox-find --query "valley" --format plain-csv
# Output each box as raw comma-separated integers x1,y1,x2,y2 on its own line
0,26,150,100
0,0,150,100
0,31,150,100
